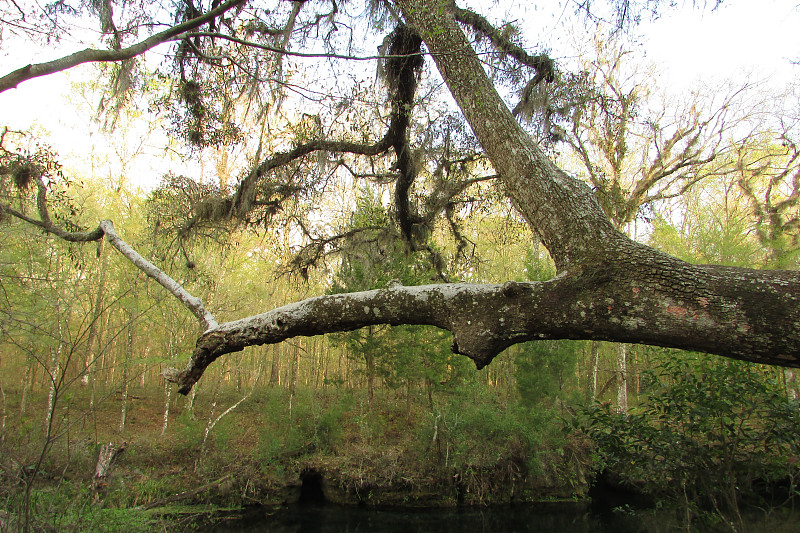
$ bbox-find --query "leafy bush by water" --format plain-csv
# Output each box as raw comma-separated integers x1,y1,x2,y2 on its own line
580,352,800,527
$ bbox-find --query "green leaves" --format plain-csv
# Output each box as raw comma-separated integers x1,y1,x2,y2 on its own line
580,352,800,523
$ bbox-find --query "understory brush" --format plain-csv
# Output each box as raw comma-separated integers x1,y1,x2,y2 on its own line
580,353,800,530
0,379,592,530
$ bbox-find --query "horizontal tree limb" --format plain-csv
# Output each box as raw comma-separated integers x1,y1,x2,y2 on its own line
165,251,800,394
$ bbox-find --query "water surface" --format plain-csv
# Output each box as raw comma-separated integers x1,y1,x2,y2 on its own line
209,502,685,533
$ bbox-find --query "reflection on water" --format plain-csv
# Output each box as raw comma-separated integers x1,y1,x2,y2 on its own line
210,502,680,533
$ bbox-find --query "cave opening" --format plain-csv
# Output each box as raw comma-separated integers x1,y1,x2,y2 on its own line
299,470,326,504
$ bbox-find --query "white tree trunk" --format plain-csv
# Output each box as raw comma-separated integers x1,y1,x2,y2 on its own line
616,343,629,414
785,369,798,402
161,379,172,436
119,321,132,433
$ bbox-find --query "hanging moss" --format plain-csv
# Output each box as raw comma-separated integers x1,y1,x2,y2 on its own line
8,159,40,190
379,25,425,245
381,24,424,104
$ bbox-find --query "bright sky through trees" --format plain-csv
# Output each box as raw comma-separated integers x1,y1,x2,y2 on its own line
0,0,797,191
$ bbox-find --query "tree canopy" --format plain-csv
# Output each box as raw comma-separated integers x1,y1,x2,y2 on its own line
1,0,799,395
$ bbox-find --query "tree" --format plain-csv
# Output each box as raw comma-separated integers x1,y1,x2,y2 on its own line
538,35,753,412
329,189,465,406
1,0,798,397
736,134,800,270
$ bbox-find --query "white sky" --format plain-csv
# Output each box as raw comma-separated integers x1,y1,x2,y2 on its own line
641,0,800,88
0,0,798,190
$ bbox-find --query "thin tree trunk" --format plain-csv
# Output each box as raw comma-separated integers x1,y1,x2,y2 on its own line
269,343,280,386
161,336,174,436
590,341,600,400
82,239,109,388
0,375,6,444
119,318,132,433
186,384,197,420
161,379,172,436
785,369,798,402
366,351,375,407
290,341,299,395
19,356,32,416
616,343,628,413
45,320,64,429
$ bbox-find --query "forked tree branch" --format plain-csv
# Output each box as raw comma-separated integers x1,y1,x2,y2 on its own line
0,0,246,93
0,201,217,330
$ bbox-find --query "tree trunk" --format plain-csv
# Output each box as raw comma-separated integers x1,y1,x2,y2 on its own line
161,379,172,436
785,369,798,402
186,384,197,420
589,341,600,400
92,442,125,495
19,356,32,416
165,0,800,394
366,351,375,407
82,239,109,388
45,321,64,429
616,343,628,413
269,344,281,386
119,319,132,433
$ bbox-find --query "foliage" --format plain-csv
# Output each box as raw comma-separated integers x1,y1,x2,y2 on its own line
513,245,582,409
1,482,158,532
328,191,471,398
256,388,349,466
580,352,800,525
514,339,582,407
411,382,539,503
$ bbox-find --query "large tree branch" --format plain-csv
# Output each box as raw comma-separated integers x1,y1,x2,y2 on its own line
451,4,554,83
165,250,800,394
98,220,218,330
186,26,422,234
0,0,246,93
396,0,623,270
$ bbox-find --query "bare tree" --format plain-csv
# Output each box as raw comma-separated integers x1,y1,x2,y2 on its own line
737,133,800,269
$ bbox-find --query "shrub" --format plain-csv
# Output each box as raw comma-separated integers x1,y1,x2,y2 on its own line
581,352,800,527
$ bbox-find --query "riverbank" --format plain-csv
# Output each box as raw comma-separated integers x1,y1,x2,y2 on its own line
1,384,590,530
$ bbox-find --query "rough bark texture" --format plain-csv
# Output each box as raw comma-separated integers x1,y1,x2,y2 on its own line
92,442,125,493
160,0,800,393
6,0,800,395
168,251,800,393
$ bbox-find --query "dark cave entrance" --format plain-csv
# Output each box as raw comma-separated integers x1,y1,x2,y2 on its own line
299,470,326,504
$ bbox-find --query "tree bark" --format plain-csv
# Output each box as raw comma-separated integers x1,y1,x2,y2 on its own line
168,256,800,394
590,341,600,400
616,343,628,413
8,0,800,396
92,442,125,494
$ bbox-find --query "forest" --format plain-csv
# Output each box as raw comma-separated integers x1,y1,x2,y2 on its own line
1,0,800,531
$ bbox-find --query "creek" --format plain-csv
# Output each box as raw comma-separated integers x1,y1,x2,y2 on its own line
207,501,800,532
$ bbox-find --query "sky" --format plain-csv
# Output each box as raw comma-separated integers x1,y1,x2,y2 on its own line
641,0,799,89
0,0,798,190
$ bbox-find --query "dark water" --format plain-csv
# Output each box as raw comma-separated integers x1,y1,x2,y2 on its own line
208,502,686,533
